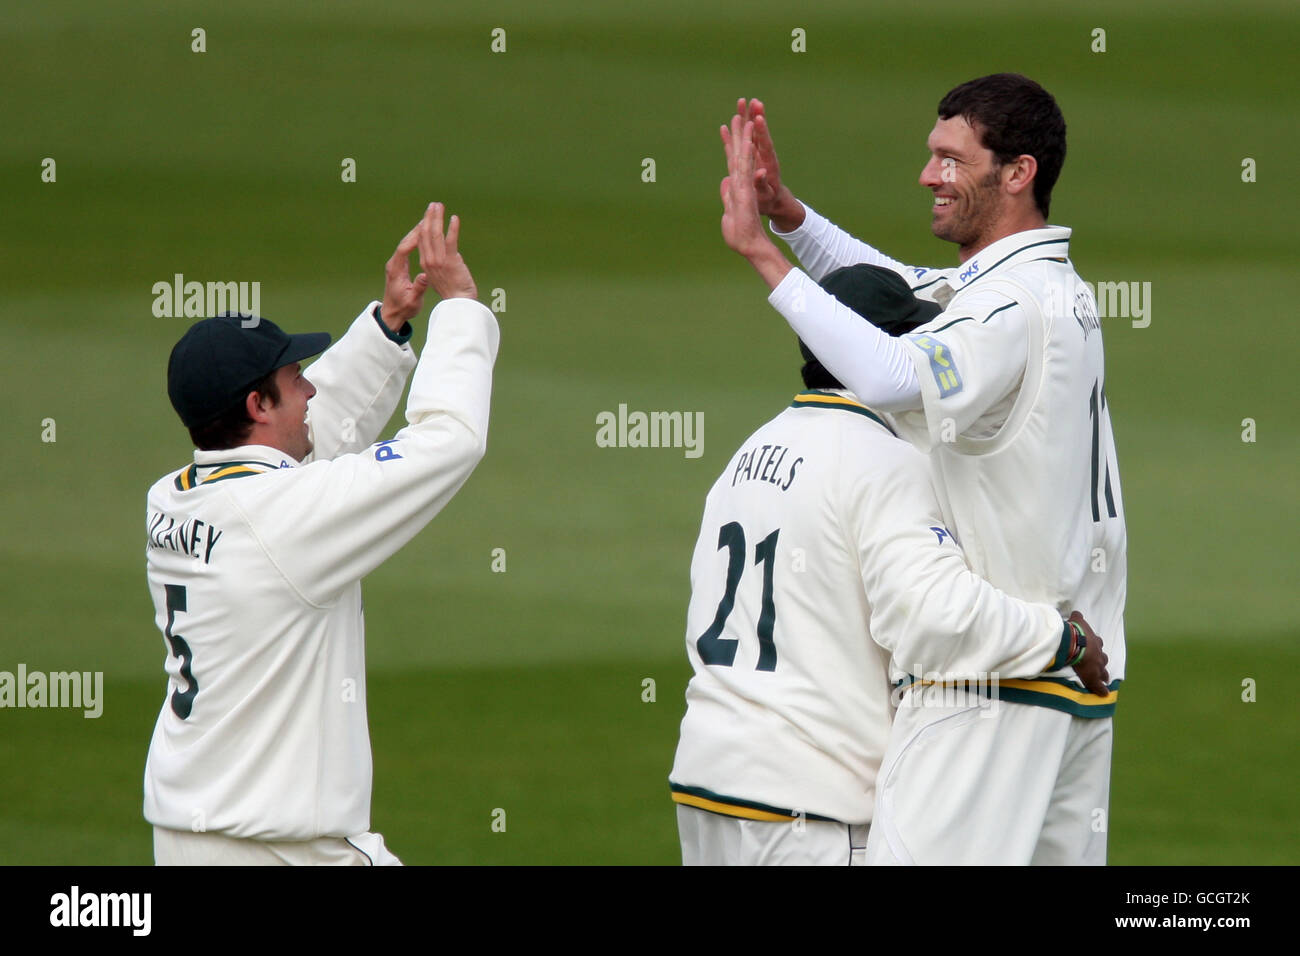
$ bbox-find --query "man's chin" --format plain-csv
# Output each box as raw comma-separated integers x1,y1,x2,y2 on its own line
930,220,970,247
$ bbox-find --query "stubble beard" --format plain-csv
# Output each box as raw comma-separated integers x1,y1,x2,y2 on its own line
932,167,1003,250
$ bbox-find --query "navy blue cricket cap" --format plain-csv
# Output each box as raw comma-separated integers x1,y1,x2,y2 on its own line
167,312,330,428
799,264,943,368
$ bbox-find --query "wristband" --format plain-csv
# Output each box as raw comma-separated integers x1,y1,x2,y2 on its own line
1067,620,1087,668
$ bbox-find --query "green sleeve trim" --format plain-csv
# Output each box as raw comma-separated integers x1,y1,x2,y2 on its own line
372,305,413,345
1048,621,1073,671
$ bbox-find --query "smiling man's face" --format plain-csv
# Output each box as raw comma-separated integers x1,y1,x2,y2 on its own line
259,362,317,461
918,115,1007,258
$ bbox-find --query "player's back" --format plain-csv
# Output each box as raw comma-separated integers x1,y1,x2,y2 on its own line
143,460,372,841
670,391,921,825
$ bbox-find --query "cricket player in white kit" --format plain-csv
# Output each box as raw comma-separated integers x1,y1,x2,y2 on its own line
145,203,497,865
670,263,1110,866
720,75,1125,864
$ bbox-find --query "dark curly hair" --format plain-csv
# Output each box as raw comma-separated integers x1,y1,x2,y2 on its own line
938,73,1066,218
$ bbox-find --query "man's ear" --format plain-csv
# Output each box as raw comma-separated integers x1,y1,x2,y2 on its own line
245,389,271,423
1003,153,1038,199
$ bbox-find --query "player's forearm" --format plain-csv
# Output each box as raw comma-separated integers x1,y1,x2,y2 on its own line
871,548,1067,682
305,302,418,459
744,242,794,290
769,269,921,410
903,582,1070,681
854,470,1069,681
771,202,913,282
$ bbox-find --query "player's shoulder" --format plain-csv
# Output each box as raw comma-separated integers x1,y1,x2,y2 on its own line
829,410,935,515
702,406,791,490
986,230,1080,299
998,256,1079,300
786,391,920,470
786,390,896,437
944,225,1074,304
904,264,957,301
146,467,185,512
918,288,1024,336
150,446,297,504
149,463,186,493
704,393,895,495
839,417,928,478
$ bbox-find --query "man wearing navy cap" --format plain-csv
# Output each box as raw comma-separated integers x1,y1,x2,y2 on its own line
144,203,499,864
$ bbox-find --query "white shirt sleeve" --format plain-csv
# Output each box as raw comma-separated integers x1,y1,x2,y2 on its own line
770,201,915,282
225,299,499,605
895,292,1028,446
842,438,1071,680
769,268,922,410
303,302,418,460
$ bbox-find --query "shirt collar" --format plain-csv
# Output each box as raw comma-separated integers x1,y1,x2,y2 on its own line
791,389,895,434
192,444,300,470
945,225,1073,295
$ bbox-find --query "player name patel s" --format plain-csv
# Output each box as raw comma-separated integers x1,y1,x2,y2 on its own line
731,441,803,491
147,511,224,563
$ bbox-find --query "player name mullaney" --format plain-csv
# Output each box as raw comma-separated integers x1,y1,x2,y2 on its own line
147,511,224,563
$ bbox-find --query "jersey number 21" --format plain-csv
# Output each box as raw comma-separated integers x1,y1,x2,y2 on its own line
696,522,781,672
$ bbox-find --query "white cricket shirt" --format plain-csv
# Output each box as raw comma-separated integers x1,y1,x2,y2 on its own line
771,205,1127,715
670,392,1075,824
143,299,499,840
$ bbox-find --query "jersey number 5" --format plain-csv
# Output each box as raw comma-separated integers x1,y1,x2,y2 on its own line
163,584,199,719
696,522,780,671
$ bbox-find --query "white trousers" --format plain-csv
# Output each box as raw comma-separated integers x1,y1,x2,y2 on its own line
865,690,1112,865
154,827,403,866
677,805,868,865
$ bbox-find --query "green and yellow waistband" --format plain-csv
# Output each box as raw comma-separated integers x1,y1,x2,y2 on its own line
669,784,840,823
897,675,1121,718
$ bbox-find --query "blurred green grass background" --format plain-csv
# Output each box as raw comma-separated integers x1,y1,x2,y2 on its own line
1,0,1295,863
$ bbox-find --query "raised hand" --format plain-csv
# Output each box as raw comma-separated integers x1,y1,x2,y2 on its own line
735,97,804,232
415,202,477,302
381,216,429,330
382,203,477,329
720,117,794,290
720,116,766,258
